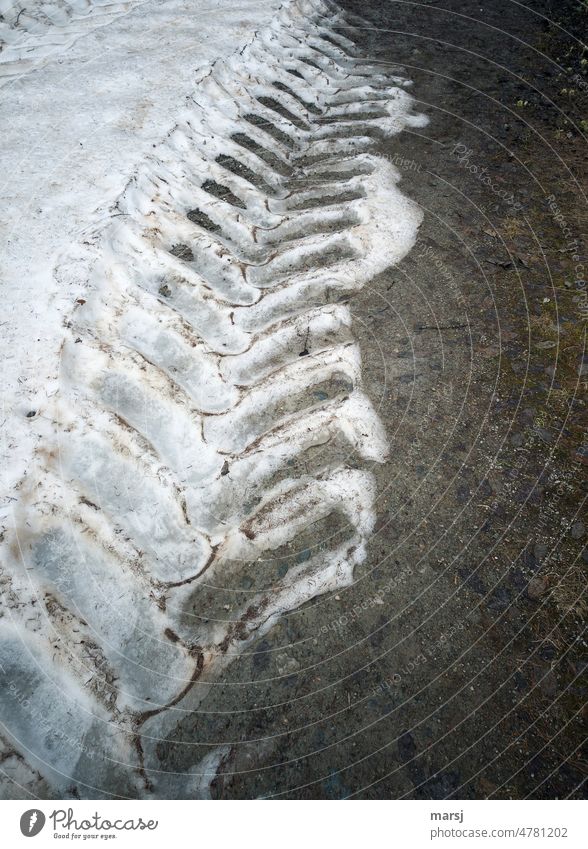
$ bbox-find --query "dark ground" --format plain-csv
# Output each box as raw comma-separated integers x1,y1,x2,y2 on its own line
167,0,587,798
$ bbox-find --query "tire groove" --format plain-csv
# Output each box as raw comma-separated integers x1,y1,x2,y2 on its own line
0,0,426,797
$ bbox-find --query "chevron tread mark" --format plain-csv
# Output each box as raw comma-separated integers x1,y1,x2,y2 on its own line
0,0,426,798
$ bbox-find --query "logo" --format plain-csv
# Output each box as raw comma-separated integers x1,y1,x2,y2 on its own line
20,810,46,837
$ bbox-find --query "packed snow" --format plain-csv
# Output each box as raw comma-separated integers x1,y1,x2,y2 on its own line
0,0,426,798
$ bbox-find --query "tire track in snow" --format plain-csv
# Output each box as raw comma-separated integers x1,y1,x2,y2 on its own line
0,0,426,797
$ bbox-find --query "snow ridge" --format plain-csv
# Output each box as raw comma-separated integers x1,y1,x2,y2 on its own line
0,0,425,797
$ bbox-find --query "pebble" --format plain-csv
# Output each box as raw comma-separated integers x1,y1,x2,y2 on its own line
527,574,549,600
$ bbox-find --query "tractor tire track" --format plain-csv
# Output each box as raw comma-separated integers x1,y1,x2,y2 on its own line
0,0,425,797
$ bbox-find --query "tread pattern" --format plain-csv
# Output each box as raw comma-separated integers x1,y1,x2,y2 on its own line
0,0,138,82
0,0,425,797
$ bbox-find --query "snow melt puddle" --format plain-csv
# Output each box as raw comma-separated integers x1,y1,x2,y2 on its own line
0,0,427,797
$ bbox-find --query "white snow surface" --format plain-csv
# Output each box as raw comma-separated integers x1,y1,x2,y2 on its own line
0,0,427,797
0,0,281,497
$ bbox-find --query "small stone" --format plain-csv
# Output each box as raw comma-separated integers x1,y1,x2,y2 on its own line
458,566,485,595
25,410,36,418
479,478,493,497
533,426,553,443
477,344,500,358
571,521,585,540
527,575,549,600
